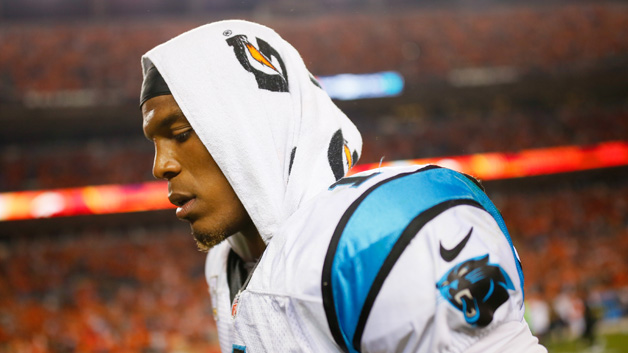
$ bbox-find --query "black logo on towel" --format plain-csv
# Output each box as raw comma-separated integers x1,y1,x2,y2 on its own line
327,129,358,181
226,34,289,93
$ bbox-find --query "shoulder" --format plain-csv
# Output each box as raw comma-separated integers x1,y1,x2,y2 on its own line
283,164,492,277
321,165,526,352
257,165,437,293
322,164,493,280
327,164,488,224
275,164,447,256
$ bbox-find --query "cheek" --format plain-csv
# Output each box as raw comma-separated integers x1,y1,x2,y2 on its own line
193,194,249,237
220,188,248,219
195,169,245,217
217,187,250,227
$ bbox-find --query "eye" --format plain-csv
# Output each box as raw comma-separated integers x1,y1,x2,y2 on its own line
173,129,192,143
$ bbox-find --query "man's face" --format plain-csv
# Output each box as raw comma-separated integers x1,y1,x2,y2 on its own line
142,95,255,251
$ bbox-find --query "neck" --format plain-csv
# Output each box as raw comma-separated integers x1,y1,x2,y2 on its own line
227,226,266,262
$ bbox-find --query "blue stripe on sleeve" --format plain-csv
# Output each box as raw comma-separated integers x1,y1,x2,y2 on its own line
330,167,524,352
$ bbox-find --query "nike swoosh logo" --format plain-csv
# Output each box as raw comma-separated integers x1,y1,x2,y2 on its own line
439,227,473,262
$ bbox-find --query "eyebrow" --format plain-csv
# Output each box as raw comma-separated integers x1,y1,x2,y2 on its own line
144,110,187,140
158,111,186,130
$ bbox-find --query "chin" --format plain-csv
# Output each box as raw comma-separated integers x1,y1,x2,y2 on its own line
190,223,229,253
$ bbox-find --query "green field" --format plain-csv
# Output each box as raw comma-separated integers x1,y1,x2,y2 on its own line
545,333,628,353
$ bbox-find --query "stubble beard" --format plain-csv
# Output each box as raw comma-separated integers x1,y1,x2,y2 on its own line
191,227,229,253
188,208,254,253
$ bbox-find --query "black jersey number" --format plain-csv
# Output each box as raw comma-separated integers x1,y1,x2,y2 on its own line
328,172,380,190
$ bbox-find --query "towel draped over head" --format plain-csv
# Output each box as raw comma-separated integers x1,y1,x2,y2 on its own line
141,20,362,243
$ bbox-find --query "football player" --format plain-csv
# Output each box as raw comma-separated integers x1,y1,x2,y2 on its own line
140,20,546,353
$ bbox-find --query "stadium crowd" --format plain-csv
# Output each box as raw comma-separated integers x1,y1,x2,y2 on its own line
496,176,628,344
0,139,153,192
357,102,628,164
0,3,627,104
1,101,626,192
0,226,220,353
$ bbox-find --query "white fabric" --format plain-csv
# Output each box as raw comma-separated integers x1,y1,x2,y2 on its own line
205,242,233,353
205,166,547,353
464,321,547,353
141,19,362,243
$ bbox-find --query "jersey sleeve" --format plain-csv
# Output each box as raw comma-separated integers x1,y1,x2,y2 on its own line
321,166,543,353
361,204,546,353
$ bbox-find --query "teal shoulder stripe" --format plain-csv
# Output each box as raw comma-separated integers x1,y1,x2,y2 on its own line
322,167,524,352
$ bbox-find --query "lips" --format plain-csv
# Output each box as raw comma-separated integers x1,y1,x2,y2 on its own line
168,192,196,220
175,198,196,219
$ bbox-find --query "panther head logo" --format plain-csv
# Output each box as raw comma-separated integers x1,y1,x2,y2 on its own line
436,254,514,327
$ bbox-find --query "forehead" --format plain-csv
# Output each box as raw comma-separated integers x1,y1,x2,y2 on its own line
142,95,187,136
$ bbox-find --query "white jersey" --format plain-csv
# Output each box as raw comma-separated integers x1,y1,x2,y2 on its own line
205,165,546,353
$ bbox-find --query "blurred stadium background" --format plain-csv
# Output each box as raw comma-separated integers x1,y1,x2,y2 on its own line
1,0,628,352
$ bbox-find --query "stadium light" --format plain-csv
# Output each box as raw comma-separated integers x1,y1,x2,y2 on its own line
317,71,404,100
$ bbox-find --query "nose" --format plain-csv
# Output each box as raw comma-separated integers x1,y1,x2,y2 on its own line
152,142,181,180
